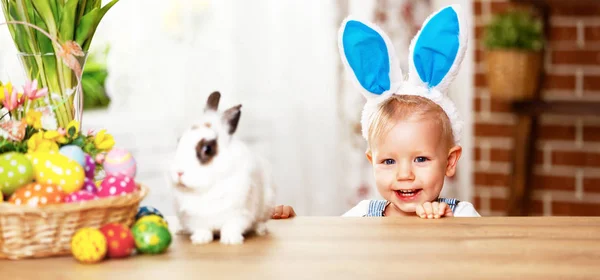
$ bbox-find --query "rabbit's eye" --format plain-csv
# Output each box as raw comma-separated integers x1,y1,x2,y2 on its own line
196,139,218,164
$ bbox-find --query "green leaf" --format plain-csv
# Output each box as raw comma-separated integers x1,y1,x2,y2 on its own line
72,135,85,146
81,0,118,50
85,0,101,14
75,8,98,46
68,126,77,137
31,0,59,35
59,0,79,42
33,12,54,54
484,10,544,51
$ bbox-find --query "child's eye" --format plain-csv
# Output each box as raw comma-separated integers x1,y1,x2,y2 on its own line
383,159,395,165
414,157,429,163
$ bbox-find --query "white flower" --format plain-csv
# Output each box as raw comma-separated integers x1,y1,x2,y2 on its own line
38,107,58,131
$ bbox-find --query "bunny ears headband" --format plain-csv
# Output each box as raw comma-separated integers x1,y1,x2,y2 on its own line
338,5,467,145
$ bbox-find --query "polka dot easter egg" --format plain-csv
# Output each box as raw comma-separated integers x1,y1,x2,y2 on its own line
71,228,107,264
103,148,136,178
100,223,135,258
83,177,98,194
135,206,165,221
64,190,98,203
27,151,85,194
132,220,172,254
59,145,86,169
0,152,34,197
84,153,96,179
8,183,66,206
97,174,136,197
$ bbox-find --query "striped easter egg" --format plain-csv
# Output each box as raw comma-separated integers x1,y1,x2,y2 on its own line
103,148,136,178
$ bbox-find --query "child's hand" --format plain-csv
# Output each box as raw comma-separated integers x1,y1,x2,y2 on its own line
272,205,296,219
416,201,453,219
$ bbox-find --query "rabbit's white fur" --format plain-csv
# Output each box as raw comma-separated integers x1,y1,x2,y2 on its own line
169,93,275,245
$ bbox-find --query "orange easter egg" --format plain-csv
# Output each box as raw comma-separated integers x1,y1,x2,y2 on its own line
8,183,66,206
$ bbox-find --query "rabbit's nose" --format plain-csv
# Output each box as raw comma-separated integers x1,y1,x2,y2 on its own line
177,171,184,178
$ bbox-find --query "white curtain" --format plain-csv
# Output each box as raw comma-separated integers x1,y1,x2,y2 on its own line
84,0,345,216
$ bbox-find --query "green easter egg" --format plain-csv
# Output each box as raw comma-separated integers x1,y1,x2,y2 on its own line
0,152,34,196
132,220,172,254
135,215,169,229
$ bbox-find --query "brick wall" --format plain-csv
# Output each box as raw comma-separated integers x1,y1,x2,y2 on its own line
473,0,600,216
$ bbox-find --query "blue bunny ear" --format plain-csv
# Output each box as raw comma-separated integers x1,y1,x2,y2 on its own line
407,5,468,93
338,17,403,99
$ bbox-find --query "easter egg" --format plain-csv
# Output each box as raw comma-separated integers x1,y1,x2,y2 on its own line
99,223,135,258
97,174,136,197
59,145,85,169
28,151,85,194
103,148,136,178
8,183,66,206
0,152,34,197
131,220,172,254
84,154,96,179
71,228,107,264
83,177,98,194
135,214,169,228
64,190,98,203
135,206,165,220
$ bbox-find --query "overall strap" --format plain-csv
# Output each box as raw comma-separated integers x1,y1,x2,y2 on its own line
365,200,388,217
437,197,460,213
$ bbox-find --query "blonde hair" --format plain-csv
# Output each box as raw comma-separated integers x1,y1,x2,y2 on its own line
367,95,454,151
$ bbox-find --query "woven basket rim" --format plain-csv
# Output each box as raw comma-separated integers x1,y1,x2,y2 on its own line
0,184,149,215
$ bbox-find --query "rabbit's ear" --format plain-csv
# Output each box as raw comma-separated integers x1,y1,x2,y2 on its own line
205,91,221,112
407,5,468,94
338,16,403,99
222,104,242,135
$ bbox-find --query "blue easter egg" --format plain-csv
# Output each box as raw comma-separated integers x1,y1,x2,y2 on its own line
59,145,86,168
136,206,164,221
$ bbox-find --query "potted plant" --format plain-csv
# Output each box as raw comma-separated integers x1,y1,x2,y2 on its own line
484,9,545,101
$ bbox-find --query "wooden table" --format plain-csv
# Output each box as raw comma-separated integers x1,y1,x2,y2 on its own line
2,217,600,279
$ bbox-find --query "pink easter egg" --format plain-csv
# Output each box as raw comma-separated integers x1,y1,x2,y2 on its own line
97,174,136,197
83,177,98,194
103,148,136,178
64,190,98,203
84,154,96,179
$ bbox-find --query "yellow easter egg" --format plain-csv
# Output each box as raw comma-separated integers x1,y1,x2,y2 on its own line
71,228,107,264
28,152,85,194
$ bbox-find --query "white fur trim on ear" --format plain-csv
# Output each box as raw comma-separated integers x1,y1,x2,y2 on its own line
407,4,468,94
338,15,404,100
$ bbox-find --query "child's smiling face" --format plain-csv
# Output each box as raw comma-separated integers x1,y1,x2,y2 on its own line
365,95,461,215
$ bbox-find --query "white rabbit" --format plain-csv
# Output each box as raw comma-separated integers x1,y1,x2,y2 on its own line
169,91,275,245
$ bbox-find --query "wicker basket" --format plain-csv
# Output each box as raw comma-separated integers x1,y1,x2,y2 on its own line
0,184,148,260
486,49,543,101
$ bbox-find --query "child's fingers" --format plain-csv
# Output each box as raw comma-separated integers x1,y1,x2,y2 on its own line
438,202,448,218
287,206,296,218
430,202,439,219
281,206,291,218
272,205,283,219
445,206,454,217
424,202,434,219
416,204,426,218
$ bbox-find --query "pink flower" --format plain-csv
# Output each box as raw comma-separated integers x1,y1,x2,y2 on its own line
58,127,67,136
3,86,19,111
95,153,105,164
87,129,96,136
23,79,48,101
